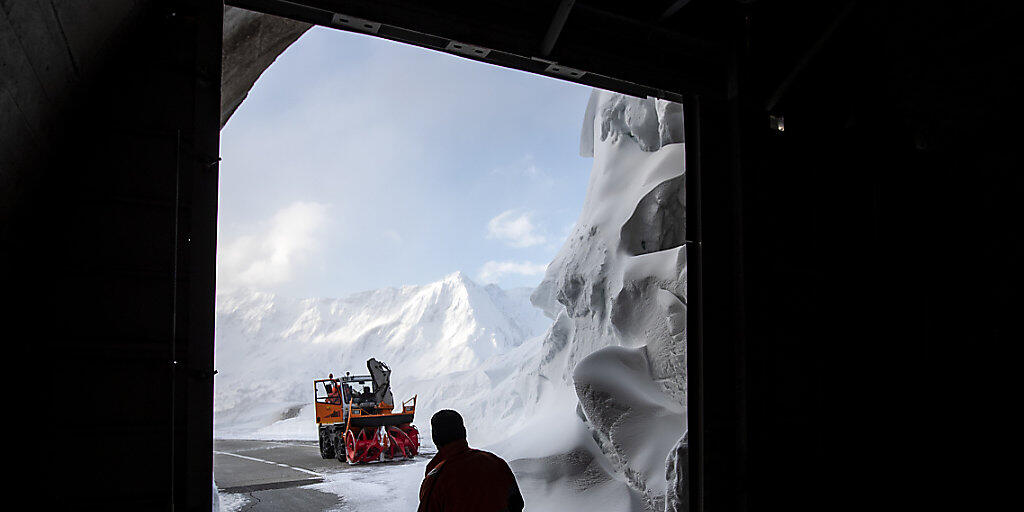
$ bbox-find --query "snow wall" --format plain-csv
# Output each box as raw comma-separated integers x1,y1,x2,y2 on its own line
511,89,688,512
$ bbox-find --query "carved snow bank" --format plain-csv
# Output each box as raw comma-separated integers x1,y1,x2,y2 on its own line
665,432,689,512
526,89,688,510
579,90,685,157
574,346,686,509
510,445,647,512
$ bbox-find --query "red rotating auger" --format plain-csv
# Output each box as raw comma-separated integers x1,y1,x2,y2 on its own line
344,423,420,463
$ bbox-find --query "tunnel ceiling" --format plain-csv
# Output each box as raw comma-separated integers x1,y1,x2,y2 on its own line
224,0,738,101
222,6,311,127
222,0,865,118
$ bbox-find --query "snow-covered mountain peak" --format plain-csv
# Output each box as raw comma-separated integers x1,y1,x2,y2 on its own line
214,273,551,433
440,269,469,283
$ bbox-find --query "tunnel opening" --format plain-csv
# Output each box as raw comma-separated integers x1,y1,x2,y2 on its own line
11,2,996,511
213,6,689,512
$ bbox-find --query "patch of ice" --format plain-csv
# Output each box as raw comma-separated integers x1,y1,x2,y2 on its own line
215,492,250,512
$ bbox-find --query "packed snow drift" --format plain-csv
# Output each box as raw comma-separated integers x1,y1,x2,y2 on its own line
215,89,687,511
518,90,688,511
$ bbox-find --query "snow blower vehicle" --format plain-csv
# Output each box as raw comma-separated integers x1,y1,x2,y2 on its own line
314,358,420,463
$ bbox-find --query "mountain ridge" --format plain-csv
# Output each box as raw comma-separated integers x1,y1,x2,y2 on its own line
213,271,550,434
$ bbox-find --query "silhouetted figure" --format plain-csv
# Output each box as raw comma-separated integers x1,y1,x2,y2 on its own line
418,409,524,512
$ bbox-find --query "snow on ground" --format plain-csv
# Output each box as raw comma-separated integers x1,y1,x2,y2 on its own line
310,458,429,512
215,492,250,512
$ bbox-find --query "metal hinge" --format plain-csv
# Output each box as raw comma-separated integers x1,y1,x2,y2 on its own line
445,41,491,58
545,63,586,79
331,13,380,34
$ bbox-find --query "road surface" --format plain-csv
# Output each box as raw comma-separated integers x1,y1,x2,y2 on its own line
214,439,433,512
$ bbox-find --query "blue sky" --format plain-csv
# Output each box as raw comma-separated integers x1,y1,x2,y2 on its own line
218,26,594,298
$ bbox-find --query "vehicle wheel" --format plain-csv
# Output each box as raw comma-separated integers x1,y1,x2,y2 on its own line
319,429,335,459
334,434,347,462
345,429,358,464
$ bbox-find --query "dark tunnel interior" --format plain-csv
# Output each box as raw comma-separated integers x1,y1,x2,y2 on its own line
1,1,1016,510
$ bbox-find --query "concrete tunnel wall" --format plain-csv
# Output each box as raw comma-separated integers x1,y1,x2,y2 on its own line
2,3,306,507
0,1,251,509
3,4,307,216
221,6,311,127
4,3,1016,512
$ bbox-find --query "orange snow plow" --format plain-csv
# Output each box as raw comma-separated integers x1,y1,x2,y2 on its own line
314,358,419,463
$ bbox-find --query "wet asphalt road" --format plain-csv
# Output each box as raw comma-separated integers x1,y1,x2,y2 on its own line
215,439,341,511
214,439,433,512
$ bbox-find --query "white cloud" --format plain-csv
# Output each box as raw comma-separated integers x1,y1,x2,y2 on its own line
490,156,554,186
218,201,330,291
477,260,548,283
523,164,544,178
486,210,546,248
382,229,404,244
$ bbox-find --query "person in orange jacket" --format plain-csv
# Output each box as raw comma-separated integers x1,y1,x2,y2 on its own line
325,374,343,405
417,409,524,512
